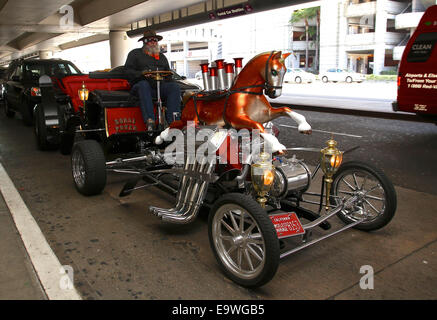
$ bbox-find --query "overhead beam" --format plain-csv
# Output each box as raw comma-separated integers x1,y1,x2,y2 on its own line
58,33,109,50
127,0,312,37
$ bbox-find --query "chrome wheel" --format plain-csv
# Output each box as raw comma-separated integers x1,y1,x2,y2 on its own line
208,193,279,287
212,204,266,280
333,170,385,222
72,149,86,189
331,161,396,231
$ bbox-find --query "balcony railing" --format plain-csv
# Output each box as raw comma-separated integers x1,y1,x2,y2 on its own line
395,12,424,29
384,32,406,45
345,1,411,17
345,1,376,17
291,40,317,51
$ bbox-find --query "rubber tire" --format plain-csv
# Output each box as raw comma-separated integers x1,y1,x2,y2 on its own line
71,140,107,196
331,161,397,231
208,193,280,288
4,98,15,118
295,76,302,84
322,76,328,83
346,76,353,83
34,105,51,151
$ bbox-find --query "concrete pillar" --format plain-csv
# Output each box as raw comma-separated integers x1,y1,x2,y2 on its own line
39,51,53,59
183,40,189,77
109,31,132,68
166,41,172,69
374,0,388,75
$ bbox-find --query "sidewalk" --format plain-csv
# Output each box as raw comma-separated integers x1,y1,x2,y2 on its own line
0,192,46,300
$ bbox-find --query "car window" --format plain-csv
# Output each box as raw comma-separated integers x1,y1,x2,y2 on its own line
406,32,437,63
11,65,22,80
24,64,44,80
327,68,336,72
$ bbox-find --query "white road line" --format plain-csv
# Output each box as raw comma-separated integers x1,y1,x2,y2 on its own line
0,162,82,300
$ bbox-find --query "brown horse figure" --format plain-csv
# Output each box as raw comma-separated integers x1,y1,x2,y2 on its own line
156,51,311,152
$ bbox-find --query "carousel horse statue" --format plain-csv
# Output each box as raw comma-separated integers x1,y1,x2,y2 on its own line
156,51,312,152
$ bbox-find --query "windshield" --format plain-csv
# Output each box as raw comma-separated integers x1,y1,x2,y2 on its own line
24,62,81,80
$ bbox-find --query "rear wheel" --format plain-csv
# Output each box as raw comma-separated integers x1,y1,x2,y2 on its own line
208,193,280,288
322,76,328,83
330,161,397,231
295,76,302,84
71,140,107,196
346,76,353,83
34,105,52,150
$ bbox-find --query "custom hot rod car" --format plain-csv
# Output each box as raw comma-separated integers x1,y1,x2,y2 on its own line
38,51,396,288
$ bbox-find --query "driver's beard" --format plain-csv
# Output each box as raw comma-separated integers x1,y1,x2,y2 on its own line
144,43,160,55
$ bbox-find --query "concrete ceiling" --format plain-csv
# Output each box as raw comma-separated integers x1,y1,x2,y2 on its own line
0,0,208,63
0,0,312,64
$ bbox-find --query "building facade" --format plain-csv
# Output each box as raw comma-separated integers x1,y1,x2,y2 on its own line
318,0,433,74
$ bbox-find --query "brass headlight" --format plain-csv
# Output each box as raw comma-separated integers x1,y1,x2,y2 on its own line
320,138,343,210
320,138,343,176
78,82,89,101
251,152,275,207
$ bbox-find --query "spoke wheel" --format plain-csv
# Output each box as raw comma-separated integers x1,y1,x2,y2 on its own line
208,193,279,288
331,161,396,231
71,140,106,196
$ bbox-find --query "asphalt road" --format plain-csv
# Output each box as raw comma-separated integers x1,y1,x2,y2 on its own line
0,101,436,300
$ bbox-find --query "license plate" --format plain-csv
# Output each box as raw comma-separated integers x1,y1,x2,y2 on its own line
269,212,305,239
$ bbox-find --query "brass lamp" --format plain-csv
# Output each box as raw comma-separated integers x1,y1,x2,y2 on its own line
78,82,89,105
320,138,343,210
251,152,276,208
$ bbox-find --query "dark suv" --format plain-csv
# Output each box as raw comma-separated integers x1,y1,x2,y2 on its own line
3,59,82,125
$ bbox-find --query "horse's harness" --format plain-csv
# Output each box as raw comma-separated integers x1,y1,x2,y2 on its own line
192,51,282,127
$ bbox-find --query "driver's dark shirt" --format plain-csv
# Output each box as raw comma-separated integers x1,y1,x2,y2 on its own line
124,48,170,86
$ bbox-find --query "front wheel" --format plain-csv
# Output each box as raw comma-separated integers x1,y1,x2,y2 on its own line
71,140,107,196
322,76,328,83
295,76,302,84
346,76,353,83
330,161,397,231
208,193,280,288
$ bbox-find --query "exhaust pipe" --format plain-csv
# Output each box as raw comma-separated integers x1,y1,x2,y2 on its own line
199,63,210,91
225,63,235,89
209,67,218,91
233,57,243,76
149,128,228,225
215,59,226,91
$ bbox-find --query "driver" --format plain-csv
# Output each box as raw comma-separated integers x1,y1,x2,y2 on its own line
124,30,181,131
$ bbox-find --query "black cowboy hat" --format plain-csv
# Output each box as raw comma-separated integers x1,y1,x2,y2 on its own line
138,30,163,42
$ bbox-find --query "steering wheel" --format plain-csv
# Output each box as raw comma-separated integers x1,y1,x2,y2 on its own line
142,70,173,81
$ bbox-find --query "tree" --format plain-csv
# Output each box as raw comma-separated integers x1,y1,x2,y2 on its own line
290,6,320,71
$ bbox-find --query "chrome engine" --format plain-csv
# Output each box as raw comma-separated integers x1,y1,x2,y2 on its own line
271,155,311,198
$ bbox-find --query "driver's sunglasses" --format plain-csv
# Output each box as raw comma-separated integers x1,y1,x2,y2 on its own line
146,37,159,43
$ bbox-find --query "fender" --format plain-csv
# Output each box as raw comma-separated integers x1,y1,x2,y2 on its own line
37,75,60,127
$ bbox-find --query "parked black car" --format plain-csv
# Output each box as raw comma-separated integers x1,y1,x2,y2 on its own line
3,59,82,125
